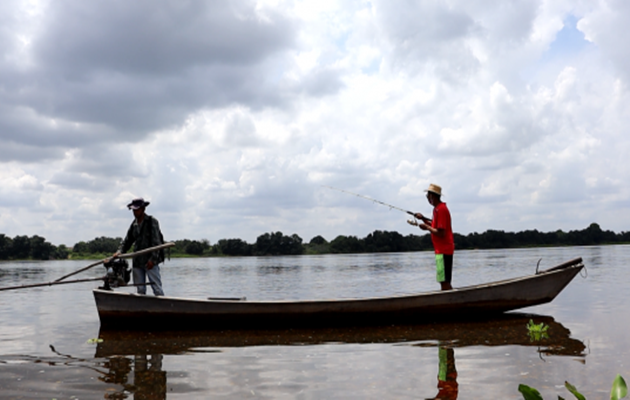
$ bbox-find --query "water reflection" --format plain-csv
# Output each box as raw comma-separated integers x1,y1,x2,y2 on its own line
94,313,584,398
133,354,167,400
100,354,166,400
426,346,458,400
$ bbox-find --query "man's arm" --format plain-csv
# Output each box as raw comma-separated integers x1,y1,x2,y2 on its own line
420,225,445,237
111,222,135,260
414,212,432,224
147,217,162,269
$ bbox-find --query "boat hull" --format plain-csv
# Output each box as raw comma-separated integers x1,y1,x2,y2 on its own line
94,258,583,329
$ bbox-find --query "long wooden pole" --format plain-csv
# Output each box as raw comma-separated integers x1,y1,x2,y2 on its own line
53,242,176,282
0,276,106,292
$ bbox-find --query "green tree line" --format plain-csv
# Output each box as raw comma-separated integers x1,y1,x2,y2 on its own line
0,234,69,260
0,223,628,260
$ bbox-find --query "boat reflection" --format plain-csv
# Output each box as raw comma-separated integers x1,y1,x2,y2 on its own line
96,312,585,357
95,313,585,399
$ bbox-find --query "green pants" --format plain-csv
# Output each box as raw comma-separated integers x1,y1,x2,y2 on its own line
435,254,453,283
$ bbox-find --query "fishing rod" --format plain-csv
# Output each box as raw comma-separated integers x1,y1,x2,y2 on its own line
323,186,415,216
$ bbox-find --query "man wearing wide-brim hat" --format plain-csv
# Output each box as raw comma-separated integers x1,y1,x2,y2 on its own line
408,184,455,290
112,197,165,296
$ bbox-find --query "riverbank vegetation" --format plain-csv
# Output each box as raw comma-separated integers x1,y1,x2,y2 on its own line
1,223,629,260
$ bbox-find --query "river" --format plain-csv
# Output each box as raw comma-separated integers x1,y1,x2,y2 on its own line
0,245,628,399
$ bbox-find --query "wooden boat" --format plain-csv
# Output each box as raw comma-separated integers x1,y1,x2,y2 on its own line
93,257,584,329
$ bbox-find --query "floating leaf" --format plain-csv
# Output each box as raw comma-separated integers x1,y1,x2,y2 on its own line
518,384,544,400
527,320,550,342
610,374,628,400
86,338,103,344
565,381,586,400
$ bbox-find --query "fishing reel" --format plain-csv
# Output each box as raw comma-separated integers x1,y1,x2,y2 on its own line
100,258,131,290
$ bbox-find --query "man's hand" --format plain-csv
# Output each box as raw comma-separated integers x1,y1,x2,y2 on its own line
105,251,121,264
414,212,424,220
419,223,431,231
146,260,154,270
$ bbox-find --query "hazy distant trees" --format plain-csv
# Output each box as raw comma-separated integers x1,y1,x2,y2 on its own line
212,232,304,256
0,234,59,260
453,223,624,249
254,232,303,256
73,236,121,254
216,238,252,256
1,222,629,260
305,235,329,254
29,235,55,260
326,231,432,254
173,239,211,256
0,234,11,259
330,235,364,254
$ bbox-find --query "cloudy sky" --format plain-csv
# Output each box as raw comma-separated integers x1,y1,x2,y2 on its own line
1,0,629,246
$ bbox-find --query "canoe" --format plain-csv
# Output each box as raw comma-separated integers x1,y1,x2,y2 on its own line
93,257,584,329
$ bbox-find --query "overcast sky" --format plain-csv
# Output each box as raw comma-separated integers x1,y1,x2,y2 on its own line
1,0,629,246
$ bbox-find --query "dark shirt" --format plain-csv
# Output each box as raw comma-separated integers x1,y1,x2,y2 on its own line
119,214,162,268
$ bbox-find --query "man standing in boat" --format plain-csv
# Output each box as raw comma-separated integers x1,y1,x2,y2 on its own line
112,198,165,296
409,184,454,291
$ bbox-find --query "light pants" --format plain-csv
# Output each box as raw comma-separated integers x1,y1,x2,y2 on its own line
133,265,164,296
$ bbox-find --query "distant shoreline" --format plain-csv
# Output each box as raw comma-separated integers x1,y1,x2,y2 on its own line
2,222,628,261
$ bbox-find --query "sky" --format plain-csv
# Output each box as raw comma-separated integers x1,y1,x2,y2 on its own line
1,0,629,247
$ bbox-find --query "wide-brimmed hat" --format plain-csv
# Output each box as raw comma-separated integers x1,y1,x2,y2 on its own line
127,197,150,210
424,183,442,196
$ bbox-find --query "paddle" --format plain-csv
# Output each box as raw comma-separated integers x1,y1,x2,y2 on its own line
53,242,176,283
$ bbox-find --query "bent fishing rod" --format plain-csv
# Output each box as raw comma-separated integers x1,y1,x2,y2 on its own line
322,186,416,216
323,186,431,228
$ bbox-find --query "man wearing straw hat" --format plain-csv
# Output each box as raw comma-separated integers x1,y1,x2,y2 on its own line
112,198,165,296
409,184,454,290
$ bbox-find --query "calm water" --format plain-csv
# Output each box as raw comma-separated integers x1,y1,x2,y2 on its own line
0,245,628,399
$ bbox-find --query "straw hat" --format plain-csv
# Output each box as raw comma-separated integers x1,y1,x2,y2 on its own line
424,183,442,196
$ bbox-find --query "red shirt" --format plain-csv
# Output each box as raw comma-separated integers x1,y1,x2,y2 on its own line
431,202,454,255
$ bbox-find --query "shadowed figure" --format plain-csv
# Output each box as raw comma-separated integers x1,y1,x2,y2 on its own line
133,354,167,400
101,354,166,400
427,346,458,400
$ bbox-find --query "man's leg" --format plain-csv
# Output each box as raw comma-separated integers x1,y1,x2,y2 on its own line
436,254,453,291
146,264,164,296
441,254,453,291
133,267,147,295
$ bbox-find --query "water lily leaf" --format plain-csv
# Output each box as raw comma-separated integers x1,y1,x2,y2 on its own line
610,374,627,400
86,338,104,344
518,384,544,400
565,381,586,400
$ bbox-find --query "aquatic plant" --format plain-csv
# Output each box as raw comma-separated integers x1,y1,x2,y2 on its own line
526,319,549,342
518,374,627,399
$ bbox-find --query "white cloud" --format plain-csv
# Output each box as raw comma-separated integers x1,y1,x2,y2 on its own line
1,0,630,246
